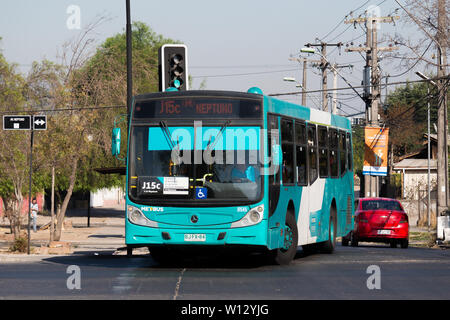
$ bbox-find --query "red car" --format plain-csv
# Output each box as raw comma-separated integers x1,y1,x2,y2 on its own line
345,198,409,248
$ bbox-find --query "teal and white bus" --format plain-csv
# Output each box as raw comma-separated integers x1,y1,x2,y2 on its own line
113,87,354,264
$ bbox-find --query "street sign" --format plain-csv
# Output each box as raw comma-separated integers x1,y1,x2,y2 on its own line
2,115,47,130
3,115,31,130
33,115,47,130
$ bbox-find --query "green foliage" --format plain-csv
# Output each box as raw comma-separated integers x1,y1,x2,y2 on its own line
79,21,179,106
9,237,27,253
382,78,448,160
385,80,439,126
1,22,176,239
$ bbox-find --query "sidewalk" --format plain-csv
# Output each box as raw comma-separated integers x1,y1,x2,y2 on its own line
0,204,126,256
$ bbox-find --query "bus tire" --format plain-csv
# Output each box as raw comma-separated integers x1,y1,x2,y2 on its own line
271,213,298,265
320,206,337,254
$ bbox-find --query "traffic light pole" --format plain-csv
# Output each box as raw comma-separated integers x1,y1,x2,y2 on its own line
27,128,34,255
126,0,132,121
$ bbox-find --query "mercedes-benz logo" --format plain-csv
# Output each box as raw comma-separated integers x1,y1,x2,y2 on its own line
191,215,199,223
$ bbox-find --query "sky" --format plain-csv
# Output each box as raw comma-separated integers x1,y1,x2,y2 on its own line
0,0,432,117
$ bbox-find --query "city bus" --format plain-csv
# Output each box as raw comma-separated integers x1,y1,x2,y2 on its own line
113,87,354,265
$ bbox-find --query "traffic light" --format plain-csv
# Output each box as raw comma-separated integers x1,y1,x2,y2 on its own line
159,44,189,91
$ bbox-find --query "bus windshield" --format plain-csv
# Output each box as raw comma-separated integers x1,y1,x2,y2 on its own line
128,123,263,204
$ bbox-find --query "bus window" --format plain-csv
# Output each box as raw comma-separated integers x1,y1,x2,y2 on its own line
329,128,338,178
318,126,329,178
295,121,307,185
347,132,353,171
308,124,318,184
281,118,294,184
268,114,280,186
267,114,280,217
339,131,347,176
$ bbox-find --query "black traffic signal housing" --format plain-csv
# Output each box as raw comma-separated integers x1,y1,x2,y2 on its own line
159,44,189,91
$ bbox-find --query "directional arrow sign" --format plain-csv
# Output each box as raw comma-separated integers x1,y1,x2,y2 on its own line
33,115,47,130
3,115,31,130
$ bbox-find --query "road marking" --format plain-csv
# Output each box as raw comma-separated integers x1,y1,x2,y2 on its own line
173,268,186,300
112,273,135,294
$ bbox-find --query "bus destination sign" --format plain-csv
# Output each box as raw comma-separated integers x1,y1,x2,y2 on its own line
133,97,262,119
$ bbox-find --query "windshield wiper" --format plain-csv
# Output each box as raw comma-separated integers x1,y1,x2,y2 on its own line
205,120,231,152
160,121,181,163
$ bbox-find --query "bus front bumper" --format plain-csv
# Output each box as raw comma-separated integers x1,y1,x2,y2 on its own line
125,222,268,248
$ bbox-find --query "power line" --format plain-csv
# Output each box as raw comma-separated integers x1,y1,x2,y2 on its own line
269,76,449,97
388,40,434,78
0,105,126,116
191,68,299,79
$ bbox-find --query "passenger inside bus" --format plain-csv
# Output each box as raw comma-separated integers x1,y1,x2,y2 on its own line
231,164,256,182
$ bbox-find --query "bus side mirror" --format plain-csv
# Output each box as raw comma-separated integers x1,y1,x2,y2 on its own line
112,127,121,156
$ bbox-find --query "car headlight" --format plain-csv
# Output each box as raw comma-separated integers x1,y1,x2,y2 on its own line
127,205,158,227
231,205,264,228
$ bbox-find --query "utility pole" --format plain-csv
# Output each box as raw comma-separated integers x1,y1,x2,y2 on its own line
288,57,320,106
304,42,343,111
331,63,354,114
345,15,399,198
436,0,448,215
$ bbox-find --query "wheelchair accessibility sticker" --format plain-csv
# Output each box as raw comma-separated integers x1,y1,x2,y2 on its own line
195,187,208,199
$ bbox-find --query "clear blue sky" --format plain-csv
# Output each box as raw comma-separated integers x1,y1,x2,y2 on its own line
0,0,428,116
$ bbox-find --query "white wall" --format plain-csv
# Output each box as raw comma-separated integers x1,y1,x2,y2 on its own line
403,170,437,200
90,187,125,207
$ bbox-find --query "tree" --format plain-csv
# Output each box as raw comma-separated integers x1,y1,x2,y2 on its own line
0,53,45,239
39,21,176,241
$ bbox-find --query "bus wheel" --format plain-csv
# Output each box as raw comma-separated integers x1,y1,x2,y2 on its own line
271,213,298,265
320,206,337,254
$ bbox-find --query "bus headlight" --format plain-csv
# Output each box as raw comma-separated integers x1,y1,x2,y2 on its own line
127,205,158,228
231,205,264,228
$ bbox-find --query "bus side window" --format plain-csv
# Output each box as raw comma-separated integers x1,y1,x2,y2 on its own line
347,132,353,171
267,114,280,217
329,128,339,178
295,121,307,186
268,115,280,186
318,125,329,178
307,123,318,184
281,118,294,184
339,131,347,176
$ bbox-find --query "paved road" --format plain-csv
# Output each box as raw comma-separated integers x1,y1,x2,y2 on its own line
1,244,449,300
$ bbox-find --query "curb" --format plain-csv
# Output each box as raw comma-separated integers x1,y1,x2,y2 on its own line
0,254,65,263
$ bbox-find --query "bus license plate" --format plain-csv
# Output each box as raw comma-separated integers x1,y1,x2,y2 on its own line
184,234,206,242
377,230,391,235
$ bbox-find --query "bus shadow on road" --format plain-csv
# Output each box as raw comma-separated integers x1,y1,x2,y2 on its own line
42,247,314,270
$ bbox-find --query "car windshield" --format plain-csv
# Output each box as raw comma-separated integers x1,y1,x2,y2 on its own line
361,200,402,211
128,124,263,204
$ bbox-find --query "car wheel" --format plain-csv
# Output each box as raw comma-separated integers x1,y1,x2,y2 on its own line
351,234,359,247
400,239,409,249
342,231,351,246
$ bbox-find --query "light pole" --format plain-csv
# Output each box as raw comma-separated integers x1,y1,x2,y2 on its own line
416,72,435,231
283,77,321,109
416,72,438,234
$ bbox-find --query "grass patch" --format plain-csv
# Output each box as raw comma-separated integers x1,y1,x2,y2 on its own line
410,232,437,247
